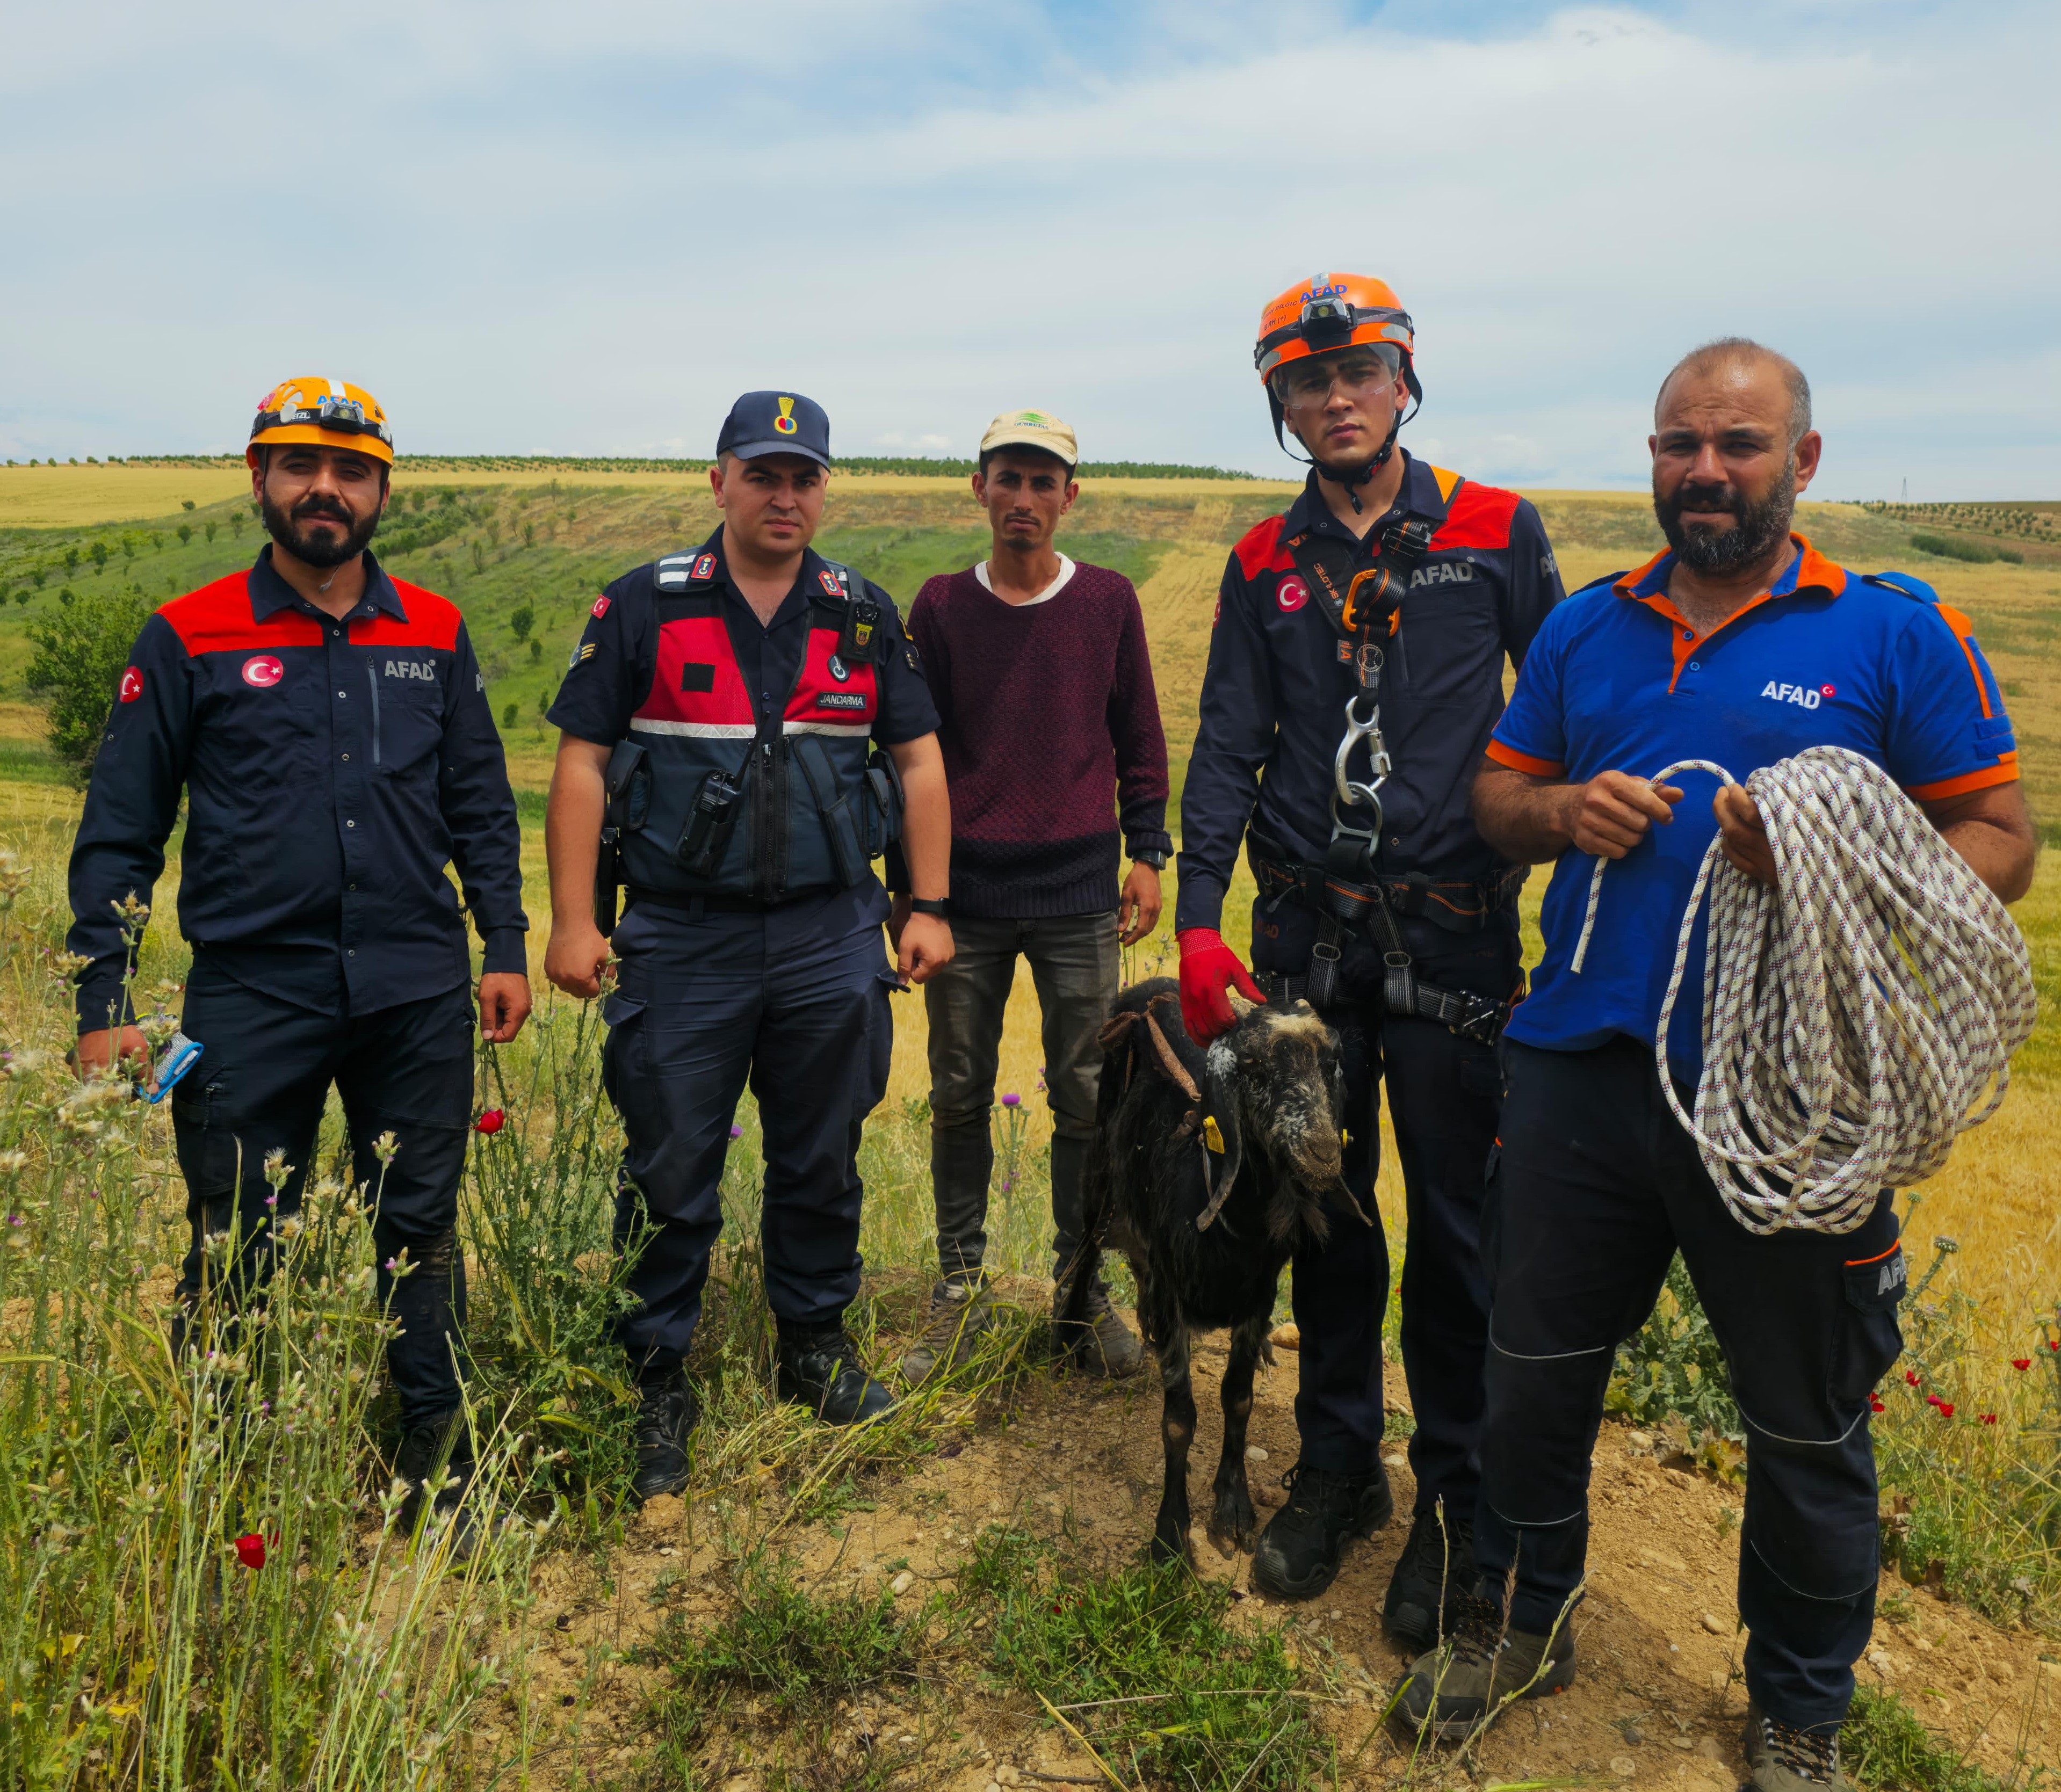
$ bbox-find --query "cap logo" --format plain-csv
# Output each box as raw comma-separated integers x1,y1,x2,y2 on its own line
774,396,799,436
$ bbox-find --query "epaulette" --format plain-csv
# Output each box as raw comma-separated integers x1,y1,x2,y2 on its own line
654,549,720,592
1858,570,1940,606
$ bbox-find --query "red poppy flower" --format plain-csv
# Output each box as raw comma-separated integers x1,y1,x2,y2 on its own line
1980,1413,1998,1425
1936,1402,1955,1418
2051,1339,2059,1351
1868,1396,1885,1413
474,1109,505,1135
1904,1369,1921,1385
2014,1358,2033,1372
234,1532,269,1570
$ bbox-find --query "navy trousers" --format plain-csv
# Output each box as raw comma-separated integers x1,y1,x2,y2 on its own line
1478,1036,1905,1735
171,963,476,1427
602,888,896,1376
1249,898,1517,1508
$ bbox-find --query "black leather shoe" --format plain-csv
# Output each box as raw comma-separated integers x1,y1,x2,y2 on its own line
395,1409,478,1558
1384,1509,1478,1648
776,1326,894,1424
633,1372,700,1501
1250,1461,1393,1601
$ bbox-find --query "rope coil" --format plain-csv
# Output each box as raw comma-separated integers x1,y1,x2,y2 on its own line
1572,746,2036,1234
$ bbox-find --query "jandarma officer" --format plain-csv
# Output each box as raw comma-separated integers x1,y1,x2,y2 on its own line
1175,274,1565,1628
68,378,532,1548
544,391,953,1500
1398,340,2036,1789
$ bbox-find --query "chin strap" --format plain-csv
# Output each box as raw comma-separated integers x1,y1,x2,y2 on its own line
1267,386,1419,513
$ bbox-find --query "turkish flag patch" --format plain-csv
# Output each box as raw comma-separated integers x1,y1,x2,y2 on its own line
591,595,610,619
119,667,144,703
1276,575,1310,614
242,655,285,688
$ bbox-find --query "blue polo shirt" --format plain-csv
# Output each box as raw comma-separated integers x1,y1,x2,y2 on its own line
1490,534,2017,1068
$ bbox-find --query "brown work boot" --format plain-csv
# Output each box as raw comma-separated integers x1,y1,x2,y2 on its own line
900,1276,996,1387
1395,1596,1575,1740
1744,1701,1852,1790
1055,1282,1144,1377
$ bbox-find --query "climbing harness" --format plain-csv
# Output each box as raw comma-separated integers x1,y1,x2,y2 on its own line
1573,746,2036,1235
1252,507,1517,1044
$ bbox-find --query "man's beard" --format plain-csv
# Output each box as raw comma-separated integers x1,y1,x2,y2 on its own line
1653,461,1795,574
262,491,380,569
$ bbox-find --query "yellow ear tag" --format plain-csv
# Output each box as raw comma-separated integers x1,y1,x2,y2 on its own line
1341,1129,1352,1147
1204,1115,1225,1154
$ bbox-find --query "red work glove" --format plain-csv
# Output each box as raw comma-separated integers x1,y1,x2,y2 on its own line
1176,927,1264,1043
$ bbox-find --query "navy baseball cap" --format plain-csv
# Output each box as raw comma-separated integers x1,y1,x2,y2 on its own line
717,390,832,468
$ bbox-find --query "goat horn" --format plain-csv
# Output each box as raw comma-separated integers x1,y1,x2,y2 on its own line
1196,1140,1236,1232
1140,1003,1202,1104
1226,988,1256,1018
1334,1180,1374,1228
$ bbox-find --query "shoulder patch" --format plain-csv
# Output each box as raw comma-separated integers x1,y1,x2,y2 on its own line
1429,483,1520,553
1232,514,1293,581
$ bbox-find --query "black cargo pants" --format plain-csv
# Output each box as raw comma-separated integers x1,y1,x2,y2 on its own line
172,963,476,1428
1478,1035,1905,1735
1249,895,1518,1513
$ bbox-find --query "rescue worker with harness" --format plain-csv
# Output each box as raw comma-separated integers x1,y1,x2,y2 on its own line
1176,275,1565,1630
544,391,953,1500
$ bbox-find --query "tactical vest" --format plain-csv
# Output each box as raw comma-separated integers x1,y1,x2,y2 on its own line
618,552,902,904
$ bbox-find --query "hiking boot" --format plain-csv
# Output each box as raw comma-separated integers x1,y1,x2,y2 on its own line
1395,1599,1575,1739
900,1276,996,1387
632,1371,700,1502
1054,1283,1144,1379
395,1409,478,1559
1383,1508,1478,1649
1249,1461,1393,1601
1744,1702,1851,1790
777,1326,894,1425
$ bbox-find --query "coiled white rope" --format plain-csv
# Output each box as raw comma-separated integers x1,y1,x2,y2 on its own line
1570,745,2036,1234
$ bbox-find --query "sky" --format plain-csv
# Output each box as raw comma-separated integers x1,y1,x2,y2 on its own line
1,0,2054,497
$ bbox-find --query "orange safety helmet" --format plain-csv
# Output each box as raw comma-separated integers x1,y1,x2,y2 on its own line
1254,273,1421,491
247,376,394,467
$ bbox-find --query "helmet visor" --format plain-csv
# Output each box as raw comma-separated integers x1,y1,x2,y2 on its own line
1269,343,1401,409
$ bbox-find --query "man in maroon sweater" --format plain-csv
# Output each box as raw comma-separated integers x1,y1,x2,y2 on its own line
895,410,1171,1383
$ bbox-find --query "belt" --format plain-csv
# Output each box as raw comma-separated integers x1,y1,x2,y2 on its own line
623,887,779,917
1248,839,1519,1046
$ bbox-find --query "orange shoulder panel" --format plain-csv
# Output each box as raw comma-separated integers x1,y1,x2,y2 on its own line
1232,514,1293,581
354,579,464,651
1932,601,1995,720
158,572,324,655
1430,482,1520,552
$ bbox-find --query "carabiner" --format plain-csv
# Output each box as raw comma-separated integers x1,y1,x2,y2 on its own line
1332,692,1391,814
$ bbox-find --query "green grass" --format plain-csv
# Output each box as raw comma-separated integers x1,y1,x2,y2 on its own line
1912,531,2026,565
1844,1685,2019,1791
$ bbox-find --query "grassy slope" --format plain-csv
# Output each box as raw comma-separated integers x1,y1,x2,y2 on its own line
0,467,2056,1316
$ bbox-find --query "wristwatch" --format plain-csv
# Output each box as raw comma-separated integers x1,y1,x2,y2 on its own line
907,896,951,918
1133,850,1168,870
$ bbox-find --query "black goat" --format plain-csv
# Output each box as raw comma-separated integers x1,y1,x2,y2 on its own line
1060,976,1362,1565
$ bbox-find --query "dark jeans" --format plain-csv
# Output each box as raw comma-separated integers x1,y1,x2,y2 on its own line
171,965,476,1428
923,910,1120,1283
602,889,896,1375
1478,1036,1905,1735
1250,896,1516,1510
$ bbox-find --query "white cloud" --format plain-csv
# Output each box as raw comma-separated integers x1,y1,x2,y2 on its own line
0,2,2052,496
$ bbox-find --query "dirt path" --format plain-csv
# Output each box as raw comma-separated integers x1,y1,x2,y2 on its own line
522,1302,2058,1789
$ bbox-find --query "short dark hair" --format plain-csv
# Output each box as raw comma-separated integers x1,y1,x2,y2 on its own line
978,443,1076,481
1657,338,1813,448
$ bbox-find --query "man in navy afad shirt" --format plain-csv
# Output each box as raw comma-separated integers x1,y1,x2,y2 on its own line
1399,342,2035,1789
68,378,531,1551
1175,274,1564,1629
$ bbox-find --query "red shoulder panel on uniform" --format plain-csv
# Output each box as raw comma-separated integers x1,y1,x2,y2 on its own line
159,572,324,654
1429,483,1520,553
1232,514,1293,580
353,581,464,651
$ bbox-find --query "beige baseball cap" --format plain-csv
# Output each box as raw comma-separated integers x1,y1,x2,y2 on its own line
978,407,1078,468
